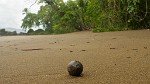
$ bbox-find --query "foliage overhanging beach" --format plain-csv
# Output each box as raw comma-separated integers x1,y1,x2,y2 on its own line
22,0,150,34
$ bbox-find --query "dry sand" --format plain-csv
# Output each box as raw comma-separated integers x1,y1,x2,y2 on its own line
0,30,150,84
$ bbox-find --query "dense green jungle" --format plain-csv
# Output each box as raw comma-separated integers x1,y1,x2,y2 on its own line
21,0,150,35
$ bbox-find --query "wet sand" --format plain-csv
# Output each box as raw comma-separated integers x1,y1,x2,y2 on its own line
0,30,150,84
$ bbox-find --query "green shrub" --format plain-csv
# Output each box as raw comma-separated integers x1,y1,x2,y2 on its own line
92,28,109,32
52,25,77,34
108,28,123,31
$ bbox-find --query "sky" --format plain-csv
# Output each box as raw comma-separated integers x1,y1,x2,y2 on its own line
0,0,68,32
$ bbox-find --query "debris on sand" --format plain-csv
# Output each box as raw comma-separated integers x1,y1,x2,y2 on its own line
70,45,75,46
144,47,147,49
112,38,117,39
67,61,83,76
110,48,116,49
127,57,131,58
132,49,138,50
81,50,86,51
21,48,44,51
70,51,73,52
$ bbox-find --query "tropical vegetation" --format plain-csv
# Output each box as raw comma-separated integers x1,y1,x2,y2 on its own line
21,0,150,34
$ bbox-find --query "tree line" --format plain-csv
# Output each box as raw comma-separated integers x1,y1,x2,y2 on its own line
22,0,150,34
0,29,17,36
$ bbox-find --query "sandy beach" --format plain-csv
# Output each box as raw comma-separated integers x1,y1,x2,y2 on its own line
0,30,150,84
